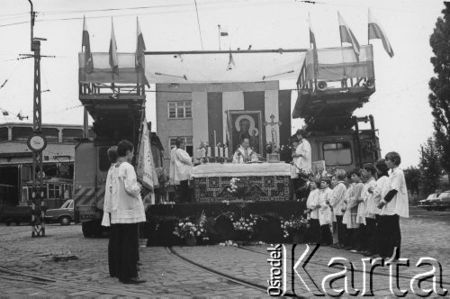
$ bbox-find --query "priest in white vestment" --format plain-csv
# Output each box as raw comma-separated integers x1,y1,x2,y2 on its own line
169,138,193,202
292,129,312,173
232,137,259,164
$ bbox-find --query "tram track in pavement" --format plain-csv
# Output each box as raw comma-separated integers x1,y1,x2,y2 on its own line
0,265,160,297
167,246,300,298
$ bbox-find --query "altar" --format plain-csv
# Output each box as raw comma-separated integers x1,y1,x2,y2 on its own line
191,163,292,202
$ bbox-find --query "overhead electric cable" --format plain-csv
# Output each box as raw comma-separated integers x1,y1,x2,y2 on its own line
193,0,205,50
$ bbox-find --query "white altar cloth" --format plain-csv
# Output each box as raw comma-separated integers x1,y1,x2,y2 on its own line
191,162,292,178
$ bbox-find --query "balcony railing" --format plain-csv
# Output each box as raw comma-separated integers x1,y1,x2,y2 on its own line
78,52,146,96
297,45,375,92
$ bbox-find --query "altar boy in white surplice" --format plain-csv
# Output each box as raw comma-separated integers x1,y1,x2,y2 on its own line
232,137,259,164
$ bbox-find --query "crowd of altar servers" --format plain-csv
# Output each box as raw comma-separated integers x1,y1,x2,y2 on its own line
302,151,409,262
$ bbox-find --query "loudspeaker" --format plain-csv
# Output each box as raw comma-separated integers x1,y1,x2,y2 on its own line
365,78,375,89
317,81,327,91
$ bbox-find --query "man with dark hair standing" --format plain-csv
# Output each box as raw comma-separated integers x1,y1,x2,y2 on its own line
101,146,119,278
109,140,146,284
169,138,193,202
378,152,409,262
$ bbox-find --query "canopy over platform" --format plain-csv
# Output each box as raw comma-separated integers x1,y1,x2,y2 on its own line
78,49,306,84
292,45,376,129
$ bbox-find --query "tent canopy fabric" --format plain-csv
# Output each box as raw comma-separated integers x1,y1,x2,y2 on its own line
78,46,373,84
79,51,305,84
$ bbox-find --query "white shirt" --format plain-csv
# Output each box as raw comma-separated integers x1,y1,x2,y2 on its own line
362,178,377,219
306,189,320,219
380,167,409,218
294,139,312,173
232,146,258,164
169,147,193,185
329,182,347,218
356,179,375,225
368,176,389,216
110,162,146,224
318,187,333,226
101,164,118,227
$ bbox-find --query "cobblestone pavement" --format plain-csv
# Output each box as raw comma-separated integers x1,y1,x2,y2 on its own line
0,207,449,298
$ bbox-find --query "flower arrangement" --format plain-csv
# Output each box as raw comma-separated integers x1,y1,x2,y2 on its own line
280,216,309,239
173,217,209,242
231,214,260,233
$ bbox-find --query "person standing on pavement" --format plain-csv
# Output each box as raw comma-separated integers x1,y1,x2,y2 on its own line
377,152,409,262
305,180,320,244
169,138,193,202
101,146,118,278
343,170,364,252
329,170,347,249
110,140,146,284
361,164,378,256
368,159,390,257
318,177,333,246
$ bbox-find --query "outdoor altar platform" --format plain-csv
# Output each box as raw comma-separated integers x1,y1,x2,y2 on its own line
191,162,292,202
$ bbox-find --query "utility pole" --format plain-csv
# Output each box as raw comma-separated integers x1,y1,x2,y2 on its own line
25,0,47,237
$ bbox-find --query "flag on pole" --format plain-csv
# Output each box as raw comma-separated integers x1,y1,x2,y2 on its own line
135,17,149,87
82,16,93,73
135,17,146,69
109,18,119,74
337,12,360,57
308,13,319,79
368,9,394,57
219,25,229,36
136,117,159,192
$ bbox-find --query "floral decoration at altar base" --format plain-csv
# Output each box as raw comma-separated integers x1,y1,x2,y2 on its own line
173,217,209,246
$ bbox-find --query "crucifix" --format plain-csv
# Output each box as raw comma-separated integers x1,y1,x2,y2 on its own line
264,114,282,147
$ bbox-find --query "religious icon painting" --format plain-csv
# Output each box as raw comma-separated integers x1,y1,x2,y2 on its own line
226,110,263,154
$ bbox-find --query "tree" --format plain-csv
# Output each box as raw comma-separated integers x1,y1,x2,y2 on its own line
404,166,420,196
429,3,450,183
419,138,442,195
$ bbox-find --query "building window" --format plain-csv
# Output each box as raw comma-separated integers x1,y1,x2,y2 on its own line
48,184,61,199
168,101,192,119
12,126,33,141
169,136,193,157
0,127,8,141
62,128,83,143
323,142,352,166
42,128,59,143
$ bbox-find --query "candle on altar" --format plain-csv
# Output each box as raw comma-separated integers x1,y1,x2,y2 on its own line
225,147,228,157
214,146,218,157
219,147,224,157
207,147,211,157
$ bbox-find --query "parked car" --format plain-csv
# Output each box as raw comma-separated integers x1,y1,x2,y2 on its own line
433,191,450,211
418,193,440,210
45,199,74,225
0,205,32,226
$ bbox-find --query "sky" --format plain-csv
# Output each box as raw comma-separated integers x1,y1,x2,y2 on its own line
0,0,445,167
